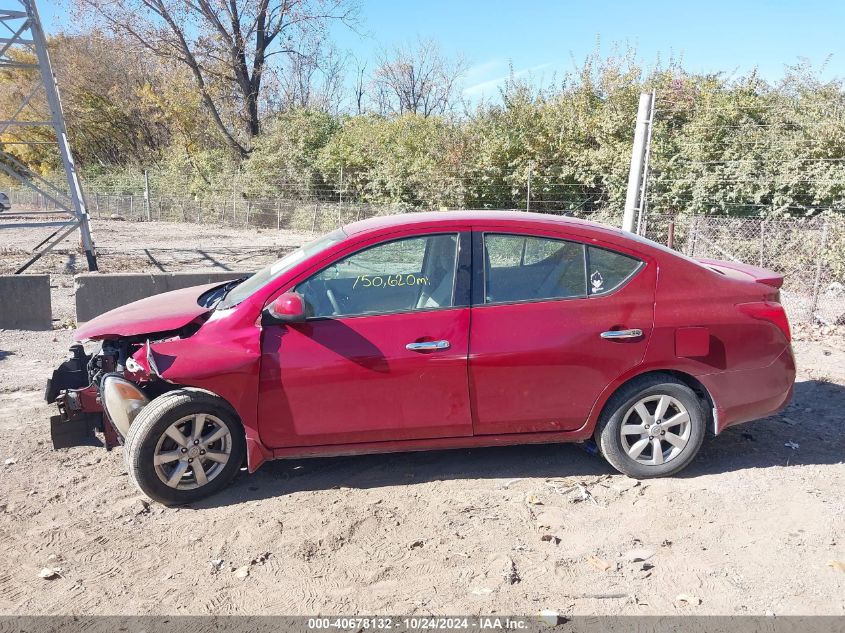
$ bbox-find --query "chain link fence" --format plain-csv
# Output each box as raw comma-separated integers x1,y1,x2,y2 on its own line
8,188,845,325
638,213,845,326
8,188,410,233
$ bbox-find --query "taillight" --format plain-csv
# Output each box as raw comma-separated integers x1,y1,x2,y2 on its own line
737,301,791,343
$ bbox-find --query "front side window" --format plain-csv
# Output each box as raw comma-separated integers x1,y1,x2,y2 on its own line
484,234,587,303
586,246,643,295
296,234,459,318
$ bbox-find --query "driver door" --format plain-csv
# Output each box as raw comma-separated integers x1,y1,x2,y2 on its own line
258,231,473,448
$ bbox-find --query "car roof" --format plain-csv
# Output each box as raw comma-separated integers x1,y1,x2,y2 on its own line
344,209,622,237
341,209,711,270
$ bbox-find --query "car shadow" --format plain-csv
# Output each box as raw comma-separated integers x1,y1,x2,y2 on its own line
191,379,844,510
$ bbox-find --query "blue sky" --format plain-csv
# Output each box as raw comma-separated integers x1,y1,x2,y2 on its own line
40,0,845,101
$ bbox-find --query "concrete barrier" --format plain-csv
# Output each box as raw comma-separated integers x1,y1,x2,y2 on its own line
75,271,251,322
0,274,53,330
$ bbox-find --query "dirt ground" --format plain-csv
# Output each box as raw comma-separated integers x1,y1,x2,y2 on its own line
0,217,843,617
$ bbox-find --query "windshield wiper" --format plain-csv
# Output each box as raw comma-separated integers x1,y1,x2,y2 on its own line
212,276,248,309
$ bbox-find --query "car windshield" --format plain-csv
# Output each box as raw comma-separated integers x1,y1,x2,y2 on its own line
216,228,346,309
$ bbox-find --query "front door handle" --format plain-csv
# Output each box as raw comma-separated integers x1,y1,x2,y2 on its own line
600,329,643,340
406,340,451,351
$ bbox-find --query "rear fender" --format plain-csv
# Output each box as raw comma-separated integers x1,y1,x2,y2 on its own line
583,363,717,436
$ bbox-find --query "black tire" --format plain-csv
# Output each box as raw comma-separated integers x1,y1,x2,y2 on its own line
595,374,706,478
124,389,245,505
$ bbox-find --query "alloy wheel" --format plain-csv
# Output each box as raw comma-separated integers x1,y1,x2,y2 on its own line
619,394,691,466
152,414,232,489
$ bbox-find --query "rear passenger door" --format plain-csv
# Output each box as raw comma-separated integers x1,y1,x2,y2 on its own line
469,229,656,435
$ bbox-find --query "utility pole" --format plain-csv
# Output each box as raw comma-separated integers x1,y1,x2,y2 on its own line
623,92,654,233
0,0,98,271
635,90,656,235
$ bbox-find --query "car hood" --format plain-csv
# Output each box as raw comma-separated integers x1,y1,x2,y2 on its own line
74,283,220,341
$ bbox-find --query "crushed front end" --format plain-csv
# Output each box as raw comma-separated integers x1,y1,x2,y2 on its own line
45,332,193,451
46,341,118,449
45,283,227,451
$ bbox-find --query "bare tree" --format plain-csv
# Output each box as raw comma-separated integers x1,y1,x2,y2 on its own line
353,58,366,115
272,38,347,113
74,0,358,157
371,39,467,117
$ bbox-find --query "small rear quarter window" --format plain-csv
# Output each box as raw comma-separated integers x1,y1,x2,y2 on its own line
586,246,642,295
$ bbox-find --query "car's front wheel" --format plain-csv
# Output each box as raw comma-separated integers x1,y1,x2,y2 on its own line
124,390,245,505
596,374,706,478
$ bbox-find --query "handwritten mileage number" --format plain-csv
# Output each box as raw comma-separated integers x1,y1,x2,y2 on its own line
353,274,430,290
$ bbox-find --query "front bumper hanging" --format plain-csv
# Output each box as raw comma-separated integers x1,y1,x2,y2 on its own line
46,344,106,449
45,343,89,405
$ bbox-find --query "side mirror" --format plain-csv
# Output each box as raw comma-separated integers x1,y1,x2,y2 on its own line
262,292,306,325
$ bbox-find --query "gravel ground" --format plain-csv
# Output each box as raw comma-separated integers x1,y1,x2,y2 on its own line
0,217,843,617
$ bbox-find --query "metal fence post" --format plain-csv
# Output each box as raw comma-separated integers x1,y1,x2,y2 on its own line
526,161,533,211
809,220,829,320
689,215,701,257
144,169,151,221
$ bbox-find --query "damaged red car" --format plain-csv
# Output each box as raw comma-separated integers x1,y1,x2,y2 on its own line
46,211,795,504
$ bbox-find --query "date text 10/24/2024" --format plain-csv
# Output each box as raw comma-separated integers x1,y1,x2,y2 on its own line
306,616,539,630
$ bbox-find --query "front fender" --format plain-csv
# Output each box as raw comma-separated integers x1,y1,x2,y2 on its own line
131,310,272,472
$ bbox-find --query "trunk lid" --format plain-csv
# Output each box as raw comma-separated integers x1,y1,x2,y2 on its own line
697,258,784,289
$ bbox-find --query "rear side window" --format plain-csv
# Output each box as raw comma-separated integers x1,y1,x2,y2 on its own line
586,246,642,295
483,234,587,303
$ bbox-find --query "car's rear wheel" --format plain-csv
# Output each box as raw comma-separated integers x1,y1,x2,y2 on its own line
124,390,245,505
596,374,706,478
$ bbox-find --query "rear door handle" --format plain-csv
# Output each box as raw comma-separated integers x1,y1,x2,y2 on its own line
406,340,451,351
600,329,643,340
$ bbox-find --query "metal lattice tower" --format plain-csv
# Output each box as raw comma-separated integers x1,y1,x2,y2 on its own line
0,0,97,272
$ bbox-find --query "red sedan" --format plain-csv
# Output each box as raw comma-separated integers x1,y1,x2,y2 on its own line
47,211,795,504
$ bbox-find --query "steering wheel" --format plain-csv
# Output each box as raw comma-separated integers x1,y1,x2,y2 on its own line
326,287,341,315
416,278,433,308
